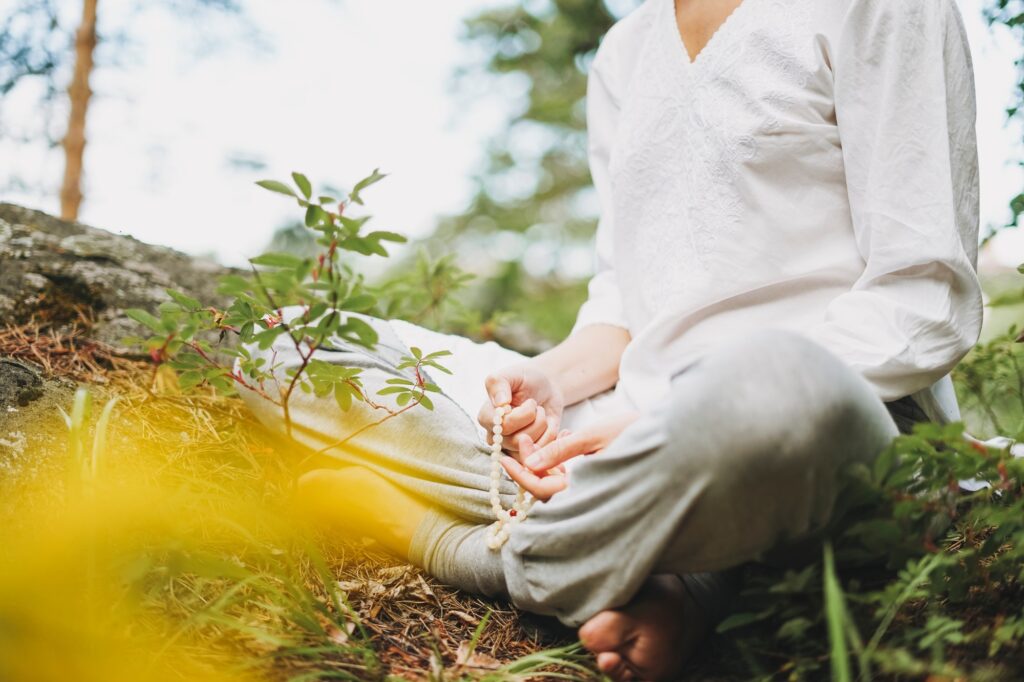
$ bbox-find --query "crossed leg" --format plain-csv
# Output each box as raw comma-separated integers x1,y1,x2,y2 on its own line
493,330,900,679
242,318,902,681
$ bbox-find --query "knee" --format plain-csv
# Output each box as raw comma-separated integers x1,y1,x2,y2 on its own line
663,329,894,475
698,329,845,396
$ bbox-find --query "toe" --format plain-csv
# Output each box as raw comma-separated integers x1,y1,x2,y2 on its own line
579,610,633,653
597,652,634,681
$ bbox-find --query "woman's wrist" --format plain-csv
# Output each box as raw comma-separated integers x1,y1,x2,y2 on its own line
529,324,630,407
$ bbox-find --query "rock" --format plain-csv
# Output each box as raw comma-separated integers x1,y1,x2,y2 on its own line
0,203,234,349
0,359,44,409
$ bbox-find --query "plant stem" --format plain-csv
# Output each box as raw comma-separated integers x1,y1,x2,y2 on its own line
186,341,278,404
311,396,423,458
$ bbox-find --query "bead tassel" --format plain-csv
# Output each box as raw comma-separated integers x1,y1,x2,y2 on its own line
486,404,535,550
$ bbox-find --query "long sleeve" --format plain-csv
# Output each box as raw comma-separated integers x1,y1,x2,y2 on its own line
806,0,984,401
571,44,630,335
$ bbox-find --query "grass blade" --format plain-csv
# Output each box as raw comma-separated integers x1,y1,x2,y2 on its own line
823,542,853,682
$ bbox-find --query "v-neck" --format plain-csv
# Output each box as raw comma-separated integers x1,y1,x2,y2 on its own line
668,0,753,70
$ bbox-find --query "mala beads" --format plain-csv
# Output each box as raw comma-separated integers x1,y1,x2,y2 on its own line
486,404,535,550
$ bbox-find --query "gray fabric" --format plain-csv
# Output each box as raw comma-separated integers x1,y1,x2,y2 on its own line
238,308,518,525
409,507,506,597
242,316,906,628
499,330,901,626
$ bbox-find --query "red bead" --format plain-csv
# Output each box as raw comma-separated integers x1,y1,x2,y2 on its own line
509,509,518,517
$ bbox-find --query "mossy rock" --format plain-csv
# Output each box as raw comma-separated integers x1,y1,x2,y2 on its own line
0,203,234,349
0,359,43,410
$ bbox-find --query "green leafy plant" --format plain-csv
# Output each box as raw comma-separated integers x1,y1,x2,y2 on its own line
718,399,1024,679
957,324,1024,439
57,386,119,500
126,170,453,445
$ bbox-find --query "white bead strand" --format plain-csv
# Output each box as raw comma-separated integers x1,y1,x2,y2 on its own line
486,404,536,550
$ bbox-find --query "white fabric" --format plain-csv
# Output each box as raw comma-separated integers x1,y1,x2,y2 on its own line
397,0,983,426
572,0,983,423
388,319,632,440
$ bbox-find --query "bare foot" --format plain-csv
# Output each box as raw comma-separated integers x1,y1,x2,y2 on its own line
578,575,709,682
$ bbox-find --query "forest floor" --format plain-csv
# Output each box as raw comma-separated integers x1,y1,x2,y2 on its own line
0,203,755,681
0,321,593,681
7,266,1024,681
0,321,763,681
5,321,1024,680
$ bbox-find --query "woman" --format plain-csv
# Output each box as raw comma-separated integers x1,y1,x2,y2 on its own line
241,0,983,678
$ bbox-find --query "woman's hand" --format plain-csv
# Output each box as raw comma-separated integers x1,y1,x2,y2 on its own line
499,411,640,501
478,363,566,456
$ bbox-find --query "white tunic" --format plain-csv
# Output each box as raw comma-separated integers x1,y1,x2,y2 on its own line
573,0,983,422
395,0,984,428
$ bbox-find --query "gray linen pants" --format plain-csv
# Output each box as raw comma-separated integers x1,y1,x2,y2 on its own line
240,313,906,627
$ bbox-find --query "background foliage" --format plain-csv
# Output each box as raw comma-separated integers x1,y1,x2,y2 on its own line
403,0,1024,349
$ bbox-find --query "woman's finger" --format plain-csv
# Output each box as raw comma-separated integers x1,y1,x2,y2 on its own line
489,400,539,448
503,404,548,446
522,405,548,442
515,432,534,456
484,373,514,406
499,399,538,434
500,456,567,502
523,431,597,472
477,402,495,433
534,414,561,449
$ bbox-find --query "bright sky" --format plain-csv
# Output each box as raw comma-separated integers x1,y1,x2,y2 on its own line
1,0,1022,269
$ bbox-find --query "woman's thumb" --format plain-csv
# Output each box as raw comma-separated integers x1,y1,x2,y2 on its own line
485,374,512,406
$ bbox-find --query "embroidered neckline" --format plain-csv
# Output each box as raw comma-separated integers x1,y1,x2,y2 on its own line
611,0,816,320
661,0,759,75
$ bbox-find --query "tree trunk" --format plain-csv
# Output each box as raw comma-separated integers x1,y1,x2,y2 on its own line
60,0,99,222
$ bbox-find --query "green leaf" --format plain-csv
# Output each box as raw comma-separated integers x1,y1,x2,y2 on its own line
340,317,378,348
872,444,897,484
366,230,407,244
178,370,205,391
292,172,312,199
377,386,408,396
340,237,377,256
217,274,255,298
253,325,289,350
396,392,412,406
249,253,307,269
307,302,329,321
165,289,202,310
256,180,296,197
305,204,325,227
126,308,164,333
418,394,434,410
777,617,814,641
335,384,353,411
823,543,853,682
716,611,768,634
423,360,453,375
349,168,387,205
341,293,376,312
365,239,389,257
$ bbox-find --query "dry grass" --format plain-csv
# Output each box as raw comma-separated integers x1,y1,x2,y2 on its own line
0,323,598,681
